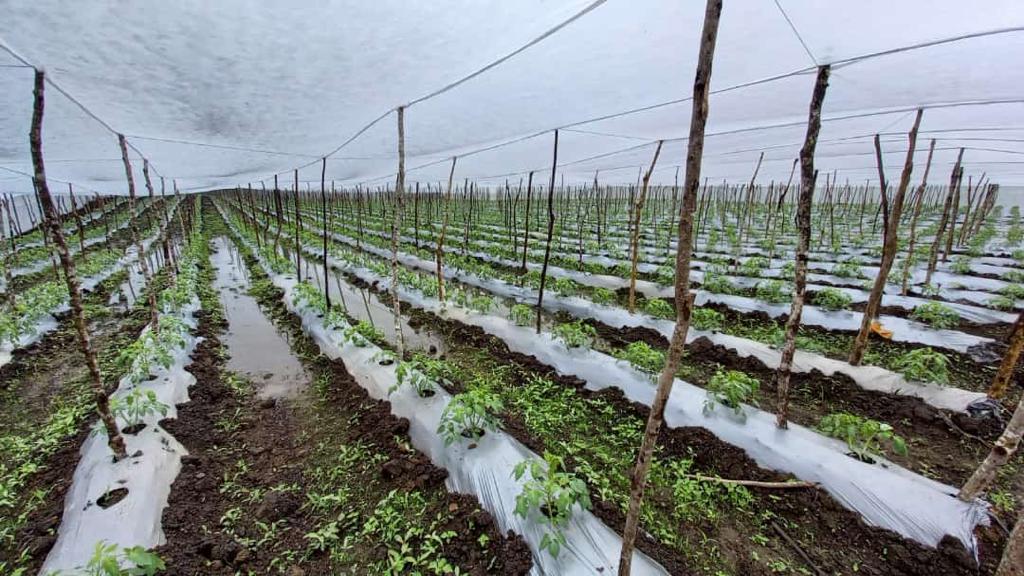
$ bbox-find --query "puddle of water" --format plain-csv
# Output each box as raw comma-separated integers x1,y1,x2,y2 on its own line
284,247,448,356
109,241,180,310
212,237,309,400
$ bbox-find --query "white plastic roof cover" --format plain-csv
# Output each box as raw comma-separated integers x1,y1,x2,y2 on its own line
2,1,1024,195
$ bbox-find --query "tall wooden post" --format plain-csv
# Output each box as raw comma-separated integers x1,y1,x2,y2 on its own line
391,107,407,357
628,141,663,313
32,70,127,460
293,169,302,279
900,139,935,295
849,110,923,365
118,133,159,333
618,1,721,572
436,157,456,302
774,64,830,429
321,157,331,311
536,130,559,335
925,149,963,286
521,171,534,273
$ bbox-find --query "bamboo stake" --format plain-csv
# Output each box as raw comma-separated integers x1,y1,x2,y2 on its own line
959,321,1024,500
682,474,817,489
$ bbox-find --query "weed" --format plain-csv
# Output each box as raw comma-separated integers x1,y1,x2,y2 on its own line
553,320,596,349
704,369,760,418
813,287,852,311
818,412,907,461
691,308,724,331
892,347,949,385
910,301,960,329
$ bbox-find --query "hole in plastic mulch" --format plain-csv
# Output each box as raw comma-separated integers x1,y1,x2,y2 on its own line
97,488,129,509
122,422,147,435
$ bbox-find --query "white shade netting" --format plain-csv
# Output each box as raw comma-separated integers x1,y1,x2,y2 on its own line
0,1,1022,194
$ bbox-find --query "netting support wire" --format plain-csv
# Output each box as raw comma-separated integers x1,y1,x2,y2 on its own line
772,0,817,66
124,135,323,159
359,97,1024,187
0,165,104,195
259,1,612,184
402,0,609,108
0,35,167,182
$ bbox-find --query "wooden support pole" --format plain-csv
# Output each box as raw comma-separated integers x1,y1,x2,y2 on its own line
536,130,559,335
618,1,721,572
901,139,935,296
32,69,127,460
628,140,663,313
391,107,407,357
436,157,456,303
849,110,923,365
321,157,331,311
775,64,830,429
118,133,159,333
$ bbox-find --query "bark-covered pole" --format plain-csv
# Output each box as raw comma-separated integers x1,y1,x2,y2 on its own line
273,174,283,257
67,183,86,259
536,130,559,335
848,110,923,366
1,200,16,308
118,133,159,333
32,70,127,460
900,139,935,295
320,157,331,311
943,157,964,262
436,156,456,303
158,176,176,276
774,64,830,429
986,311,1024,399
391,107,407,358
628,140,663,313
959,377,1024,504
995,507,1024,576
618,0,721,572
925,148,964,286
293,169,301,279
521,171,534,274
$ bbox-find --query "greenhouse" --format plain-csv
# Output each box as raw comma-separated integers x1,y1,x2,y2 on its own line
1,1,1023,575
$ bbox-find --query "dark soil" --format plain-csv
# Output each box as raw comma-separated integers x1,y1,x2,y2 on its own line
405,305,1010,576
582,316,1011,486
156,216,532,575
0,272,158,573
698,300,1015,393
